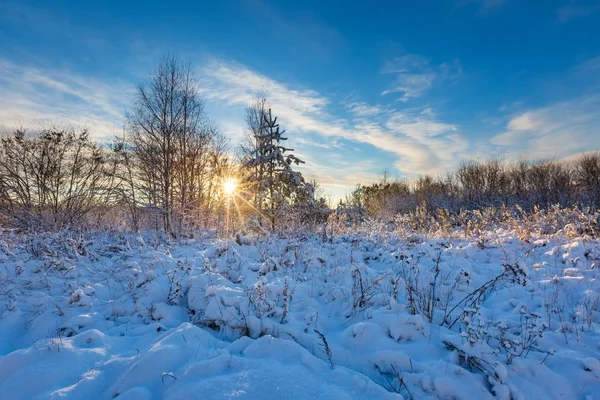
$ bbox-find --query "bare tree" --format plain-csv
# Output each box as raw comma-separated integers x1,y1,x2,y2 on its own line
575,152,600,209
240,95,270,222
0,127,107,231
126,55,221,236
340,154,599,223
108,134,140,231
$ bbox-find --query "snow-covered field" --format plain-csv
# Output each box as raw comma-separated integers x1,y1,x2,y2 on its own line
0,227,599,399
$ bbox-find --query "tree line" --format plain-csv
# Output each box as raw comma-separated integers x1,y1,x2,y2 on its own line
1,55,598,234
340,155,600,222
0,55,327,235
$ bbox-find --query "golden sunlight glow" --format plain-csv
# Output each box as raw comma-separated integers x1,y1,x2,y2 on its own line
223,177,239,196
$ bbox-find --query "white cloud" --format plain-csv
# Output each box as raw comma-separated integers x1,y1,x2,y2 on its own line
0,56,474,200
387,111,457,139
0,58,129,141
381,55,437,100
351,113,468,176
198,60,329,117
345,101,384,117
491,94,600,159
506,112,539,131
381,53,461,101
199,60,471,178
382,73,437,100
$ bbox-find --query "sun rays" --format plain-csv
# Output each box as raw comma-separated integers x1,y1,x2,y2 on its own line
222,177,239,197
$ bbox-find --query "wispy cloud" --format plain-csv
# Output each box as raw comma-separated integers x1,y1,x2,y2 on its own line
381,54,436,100
353,109,469,175
556,1,600,23
381,53,461,101
491,94,600,159
0,56,476,198
492,55,600,160
570,55,600,77
198,59,473,182
0,58,129,140
344,101,385,117
198,60,329,116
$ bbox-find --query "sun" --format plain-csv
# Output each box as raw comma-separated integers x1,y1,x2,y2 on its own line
223,177,239,196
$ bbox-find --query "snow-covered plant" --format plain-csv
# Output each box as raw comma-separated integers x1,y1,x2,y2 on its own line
384,363,414,399
496,309,548,364
248,277,275,319
350,265,389,312
166,259,192,305
403,251,441,321
443,339,511,397
400,247,468,323
281,276,290,324
314,329,334,369
444,262,528,328
242,103,310,232
459,306,489,346
0,127,108,232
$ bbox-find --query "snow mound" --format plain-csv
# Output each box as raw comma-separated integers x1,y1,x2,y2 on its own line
0,229,598,399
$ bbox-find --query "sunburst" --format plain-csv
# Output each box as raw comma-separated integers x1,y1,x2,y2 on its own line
222,177,239,196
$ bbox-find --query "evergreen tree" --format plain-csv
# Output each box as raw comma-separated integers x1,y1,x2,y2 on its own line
243,107,307,230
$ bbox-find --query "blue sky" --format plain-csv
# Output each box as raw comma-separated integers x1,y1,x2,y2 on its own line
1,0,600,201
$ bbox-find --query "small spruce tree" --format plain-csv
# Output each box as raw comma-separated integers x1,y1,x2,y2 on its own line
243,107,307,231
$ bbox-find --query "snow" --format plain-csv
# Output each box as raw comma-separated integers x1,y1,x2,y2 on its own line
0,228,599,399
582,357,600,377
